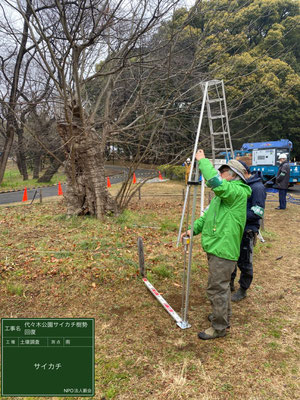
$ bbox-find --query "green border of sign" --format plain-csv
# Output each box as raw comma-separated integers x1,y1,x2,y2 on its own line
1,318,95,397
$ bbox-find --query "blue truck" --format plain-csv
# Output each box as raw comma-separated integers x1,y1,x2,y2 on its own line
222,139,300,185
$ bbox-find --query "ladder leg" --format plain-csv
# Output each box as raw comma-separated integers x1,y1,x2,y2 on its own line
221,81,234,158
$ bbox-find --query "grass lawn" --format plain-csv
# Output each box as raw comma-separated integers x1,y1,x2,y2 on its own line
0,181,299,399
0,160,66,192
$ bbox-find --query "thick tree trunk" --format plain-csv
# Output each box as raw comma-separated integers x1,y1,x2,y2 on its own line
37,156,60,183
57,119,118,218
32,152,42,179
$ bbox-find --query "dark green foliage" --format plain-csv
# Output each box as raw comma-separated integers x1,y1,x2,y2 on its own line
158,165,185,180
173,0,300,158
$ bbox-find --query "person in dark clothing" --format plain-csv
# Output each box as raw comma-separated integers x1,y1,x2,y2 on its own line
275,153,290,210
231,161,266,301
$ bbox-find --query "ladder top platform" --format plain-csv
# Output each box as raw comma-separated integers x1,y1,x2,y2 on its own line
201,79,223,86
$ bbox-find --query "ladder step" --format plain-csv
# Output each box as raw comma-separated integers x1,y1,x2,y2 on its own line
210,115,226,120
212,131,227,136
206,79,222,86
207,98,224,103
213,148,230,151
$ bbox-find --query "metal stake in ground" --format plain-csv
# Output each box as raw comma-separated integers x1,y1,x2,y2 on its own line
179,236,192,329
137,237,145,277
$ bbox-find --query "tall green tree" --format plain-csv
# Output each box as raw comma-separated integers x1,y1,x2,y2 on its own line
194,0,300,156
157,0,300,157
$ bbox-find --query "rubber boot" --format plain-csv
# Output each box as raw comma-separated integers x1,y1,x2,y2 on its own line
231,287,247,302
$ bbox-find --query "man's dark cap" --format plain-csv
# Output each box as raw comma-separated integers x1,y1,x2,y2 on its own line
238,160,251,174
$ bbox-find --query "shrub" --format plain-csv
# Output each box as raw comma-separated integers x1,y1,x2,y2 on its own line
158,165,185,180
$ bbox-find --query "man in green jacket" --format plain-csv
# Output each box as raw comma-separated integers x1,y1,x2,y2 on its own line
182,149,251,340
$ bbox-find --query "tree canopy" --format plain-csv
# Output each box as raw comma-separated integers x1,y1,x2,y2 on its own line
170,0,300,157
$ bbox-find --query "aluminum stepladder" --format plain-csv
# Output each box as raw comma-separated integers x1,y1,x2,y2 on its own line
141,80,234,329
176,79,234,329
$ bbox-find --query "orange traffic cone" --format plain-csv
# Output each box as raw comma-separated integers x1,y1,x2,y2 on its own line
133,173,137,184
58,182,63,195
107,177,111,188
158,171,163,180
22,188,28,202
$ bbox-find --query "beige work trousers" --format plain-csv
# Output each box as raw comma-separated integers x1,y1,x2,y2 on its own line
207,253,236,331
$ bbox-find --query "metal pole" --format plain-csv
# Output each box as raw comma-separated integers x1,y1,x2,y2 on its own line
179,168,199,328
177,82,209,246
181,235,189,321
176,82,210,329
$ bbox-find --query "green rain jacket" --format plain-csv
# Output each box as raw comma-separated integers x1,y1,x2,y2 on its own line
193,159,252,261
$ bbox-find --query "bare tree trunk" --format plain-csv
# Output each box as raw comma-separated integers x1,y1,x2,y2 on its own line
13,0,182,215
37,156,60,183
57,117,118,218
16,124,28,180
0,121,15,182
0,1,32,183
32,152,42,179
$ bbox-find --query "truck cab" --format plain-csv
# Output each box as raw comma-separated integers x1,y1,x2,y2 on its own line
222,139,299,185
